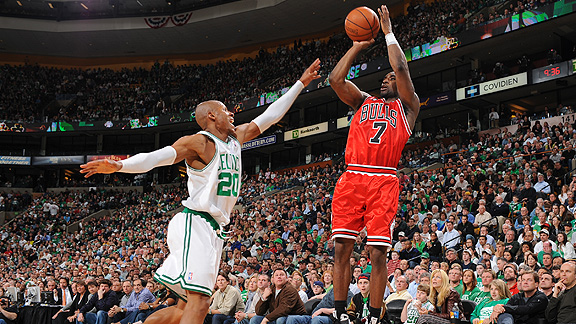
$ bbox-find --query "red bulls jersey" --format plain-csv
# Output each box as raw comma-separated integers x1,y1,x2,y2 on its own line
345,96,412,175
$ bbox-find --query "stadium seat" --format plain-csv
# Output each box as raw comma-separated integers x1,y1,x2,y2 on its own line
461,299,476,324
386,299,407,324
305,299,321,315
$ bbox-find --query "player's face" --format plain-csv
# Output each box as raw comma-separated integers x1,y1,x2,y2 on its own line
380,72,398,98
214,102,236,136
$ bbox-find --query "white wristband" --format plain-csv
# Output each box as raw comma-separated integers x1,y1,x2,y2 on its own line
385,33,399,47
119,146,177,173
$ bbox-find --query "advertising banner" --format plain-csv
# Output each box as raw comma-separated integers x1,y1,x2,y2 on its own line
419,91,455,109
284,122,328,141
456,72,528,100
87,155,131,161
241,135,277,151
32,156,85,165
0,156,31,165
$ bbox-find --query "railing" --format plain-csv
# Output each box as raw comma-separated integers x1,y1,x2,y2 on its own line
441,214,501,260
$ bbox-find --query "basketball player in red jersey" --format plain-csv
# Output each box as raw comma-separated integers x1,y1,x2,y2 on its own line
329,5,420,324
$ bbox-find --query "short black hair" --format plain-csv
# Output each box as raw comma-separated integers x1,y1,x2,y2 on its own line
99,279,112,287
273,268,288,276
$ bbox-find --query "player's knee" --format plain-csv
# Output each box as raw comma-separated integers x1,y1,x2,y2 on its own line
185,291,211,309
367,245,389,258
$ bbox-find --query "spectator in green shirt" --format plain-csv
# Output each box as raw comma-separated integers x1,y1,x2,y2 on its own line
461,269,481,301
473,270,496,305
471,279,511,324
359,256,371,274
448,267,464,296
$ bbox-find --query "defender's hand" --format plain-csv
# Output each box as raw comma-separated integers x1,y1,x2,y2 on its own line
298,58,322,87
80,159,122,178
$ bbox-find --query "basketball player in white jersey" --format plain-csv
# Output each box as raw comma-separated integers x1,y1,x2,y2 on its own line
80,59,320,324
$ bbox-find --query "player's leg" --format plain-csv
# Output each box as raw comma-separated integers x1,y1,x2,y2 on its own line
366,245,389,321
331,172,365,322
364,175,398,323
333,238,355,319
180,291,210,324
144,299,186,324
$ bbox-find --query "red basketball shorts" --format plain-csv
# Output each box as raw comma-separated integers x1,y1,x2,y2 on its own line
332,171,399,247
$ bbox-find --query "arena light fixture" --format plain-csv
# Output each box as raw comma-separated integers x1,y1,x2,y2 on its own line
16,0,22,6
80,2,88,9
48,2,53,8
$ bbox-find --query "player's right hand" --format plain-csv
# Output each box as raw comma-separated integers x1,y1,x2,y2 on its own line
80,159,122,178
352,39,375,50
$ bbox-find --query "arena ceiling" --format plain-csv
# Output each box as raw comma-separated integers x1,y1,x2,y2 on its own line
0,0,401,57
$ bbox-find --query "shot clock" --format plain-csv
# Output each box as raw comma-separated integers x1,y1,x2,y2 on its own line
532,61,571,83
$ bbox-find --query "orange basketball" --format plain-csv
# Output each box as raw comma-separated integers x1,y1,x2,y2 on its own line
345,7,380,41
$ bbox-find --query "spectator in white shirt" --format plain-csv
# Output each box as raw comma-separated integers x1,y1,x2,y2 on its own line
534,229,558,253
442,221,460,249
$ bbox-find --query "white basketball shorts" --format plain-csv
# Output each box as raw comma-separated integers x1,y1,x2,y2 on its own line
154,208,223,300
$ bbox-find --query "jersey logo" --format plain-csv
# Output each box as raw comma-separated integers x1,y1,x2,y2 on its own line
217,153,240,197
359,102,397,128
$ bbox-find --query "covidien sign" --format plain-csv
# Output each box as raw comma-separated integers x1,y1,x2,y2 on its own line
456,72,527,101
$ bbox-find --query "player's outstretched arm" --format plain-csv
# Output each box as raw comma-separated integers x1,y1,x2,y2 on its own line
329,40,373,111
235,59,321,144
378,5,420,129
80,135,210,178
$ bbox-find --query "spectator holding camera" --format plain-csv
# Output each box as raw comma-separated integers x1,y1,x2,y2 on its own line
0,297,17,324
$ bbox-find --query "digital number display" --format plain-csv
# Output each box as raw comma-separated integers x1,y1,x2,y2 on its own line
540,65,563,78
532,61,569,84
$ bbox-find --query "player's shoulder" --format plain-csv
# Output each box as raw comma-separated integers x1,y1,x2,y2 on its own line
178,133,214,148
360,92,377,102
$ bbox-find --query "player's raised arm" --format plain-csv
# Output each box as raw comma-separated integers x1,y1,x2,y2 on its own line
378,4,420,129
329,40,373,111
79,134,208,178
235,59,321,144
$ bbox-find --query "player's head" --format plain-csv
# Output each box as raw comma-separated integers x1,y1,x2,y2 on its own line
380,71,398,99
195,100,235,135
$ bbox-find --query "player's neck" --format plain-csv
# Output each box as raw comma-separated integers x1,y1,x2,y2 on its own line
204,126,229,142
378,94,398,103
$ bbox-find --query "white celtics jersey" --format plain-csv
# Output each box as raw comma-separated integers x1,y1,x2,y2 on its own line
182,131,242,227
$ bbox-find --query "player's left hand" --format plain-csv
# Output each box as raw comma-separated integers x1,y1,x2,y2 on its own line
298,58,322,87
80,159,122,178
377,5,392,35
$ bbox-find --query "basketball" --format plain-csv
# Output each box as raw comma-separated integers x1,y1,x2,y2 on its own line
345,7,380,42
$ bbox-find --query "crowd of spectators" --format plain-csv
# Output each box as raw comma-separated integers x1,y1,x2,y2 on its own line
400,110,576,170
0,0,562,126
0,113,575,323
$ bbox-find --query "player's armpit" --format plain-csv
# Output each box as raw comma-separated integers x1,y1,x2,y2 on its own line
171,134,215,168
